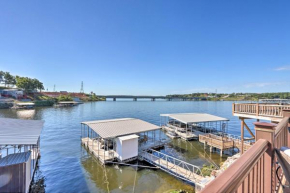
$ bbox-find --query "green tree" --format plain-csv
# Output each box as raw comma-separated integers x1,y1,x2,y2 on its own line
57,95,73,101
3,72,16,87
15,76,31,92
32,78,44,92
15,76,44,92
0,71,4,83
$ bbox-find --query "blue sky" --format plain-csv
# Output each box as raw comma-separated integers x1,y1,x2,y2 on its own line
0,1,290,95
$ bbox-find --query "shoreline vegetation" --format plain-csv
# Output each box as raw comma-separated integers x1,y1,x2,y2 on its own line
1,70,290,108
167,92,290,101
0,70,105,108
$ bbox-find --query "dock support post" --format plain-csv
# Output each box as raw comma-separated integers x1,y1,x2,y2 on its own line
210,146,213,153
87,126,89,147
220,149,223,157
104,140,106,162
204,142,207,150
240,118,244,154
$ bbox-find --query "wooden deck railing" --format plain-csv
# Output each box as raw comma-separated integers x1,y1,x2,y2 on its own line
200,113,290,193
199,134,234,149
233,103,290,118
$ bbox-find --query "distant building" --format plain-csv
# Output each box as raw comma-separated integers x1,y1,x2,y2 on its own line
0,89,24,99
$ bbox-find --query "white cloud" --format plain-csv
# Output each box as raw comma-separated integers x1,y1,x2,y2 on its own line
274,66,290,71
170,88,214,94
243,82,285,88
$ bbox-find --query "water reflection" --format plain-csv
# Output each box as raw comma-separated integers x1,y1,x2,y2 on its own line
0,101,256,192
81,147,195,193
16,109,36,119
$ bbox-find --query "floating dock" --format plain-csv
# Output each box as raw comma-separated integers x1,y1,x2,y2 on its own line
80,117,209,191
81,118,166,164
160,113,229,141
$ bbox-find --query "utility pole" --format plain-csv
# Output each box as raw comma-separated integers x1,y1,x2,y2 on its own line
80,81,84,93
215,89,217,101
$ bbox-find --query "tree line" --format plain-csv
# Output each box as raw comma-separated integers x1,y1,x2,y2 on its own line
167,92,290,100
0,71,44,92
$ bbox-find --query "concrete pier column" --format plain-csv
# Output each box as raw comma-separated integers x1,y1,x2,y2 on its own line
210,146,213,152
113,98,116,101
151,98,155,101
220,149,223,157
133,98,137,101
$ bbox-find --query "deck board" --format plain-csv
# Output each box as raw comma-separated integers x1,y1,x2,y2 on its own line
81,138,115,163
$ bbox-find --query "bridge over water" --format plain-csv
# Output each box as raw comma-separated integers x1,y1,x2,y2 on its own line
96,95,202,101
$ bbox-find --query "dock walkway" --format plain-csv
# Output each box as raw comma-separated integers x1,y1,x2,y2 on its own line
139,149,210,189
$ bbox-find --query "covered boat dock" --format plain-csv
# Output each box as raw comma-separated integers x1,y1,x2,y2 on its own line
0,118,44,193
160,113,229,140
12,102,35,109
55,101,80,107
81,118,166,164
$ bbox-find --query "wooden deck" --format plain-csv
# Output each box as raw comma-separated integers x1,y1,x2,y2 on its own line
233,103,290,121
199,134,252,155
81,137,115,164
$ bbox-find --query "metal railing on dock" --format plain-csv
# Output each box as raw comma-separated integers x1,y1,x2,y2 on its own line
139,149,205,187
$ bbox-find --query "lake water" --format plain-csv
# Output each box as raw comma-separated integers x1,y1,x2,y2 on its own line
0,101,256,193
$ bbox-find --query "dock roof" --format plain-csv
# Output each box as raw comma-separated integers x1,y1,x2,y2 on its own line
0,118,44,145
160,113,229,124
58,101,78,104
81,118,160,139
0,152,31,166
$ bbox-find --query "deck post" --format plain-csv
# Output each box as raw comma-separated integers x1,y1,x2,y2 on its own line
87,126,89,146
209,146,213,153
240,118,244,154
256,103,259,117
254,122,276,193
159,129,161,147
104,139,106,162
282,110,290,146
91,129,93,148
98,139,100,158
